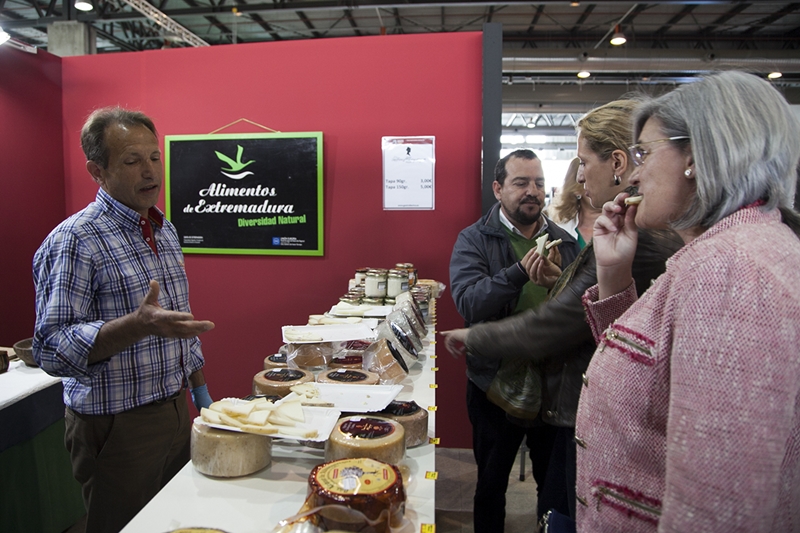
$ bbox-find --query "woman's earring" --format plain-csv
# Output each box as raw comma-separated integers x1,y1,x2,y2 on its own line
613,175,621,186
684,169,692,177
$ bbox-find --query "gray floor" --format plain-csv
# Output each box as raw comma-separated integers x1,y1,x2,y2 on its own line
435,446,538,533
64,447,537,533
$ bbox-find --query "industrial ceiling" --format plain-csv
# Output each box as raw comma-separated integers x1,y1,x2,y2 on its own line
3,1,800,138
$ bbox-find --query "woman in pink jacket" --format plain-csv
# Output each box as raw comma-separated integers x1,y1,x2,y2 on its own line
576,70,800,532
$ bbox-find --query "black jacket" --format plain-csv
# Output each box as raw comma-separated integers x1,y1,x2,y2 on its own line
449,202,580,391
465,229,684,426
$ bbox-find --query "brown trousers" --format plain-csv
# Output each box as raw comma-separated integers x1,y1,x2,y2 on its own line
64,391,191,533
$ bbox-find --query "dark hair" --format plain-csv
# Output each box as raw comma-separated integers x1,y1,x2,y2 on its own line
80,107,157,168
494,149,538,185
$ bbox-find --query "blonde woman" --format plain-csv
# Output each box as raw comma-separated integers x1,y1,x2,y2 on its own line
547,157,601,249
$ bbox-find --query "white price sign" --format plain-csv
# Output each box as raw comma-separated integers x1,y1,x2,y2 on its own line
382,136,435,210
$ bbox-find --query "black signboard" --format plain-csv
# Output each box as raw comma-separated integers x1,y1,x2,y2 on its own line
164,132,323,255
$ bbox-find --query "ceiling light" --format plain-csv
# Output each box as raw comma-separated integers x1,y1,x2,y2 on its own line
577,71,591,79
0,27,9,45
768,72,782,79
570,1,580,6
610,25,626,46
74,0,93,11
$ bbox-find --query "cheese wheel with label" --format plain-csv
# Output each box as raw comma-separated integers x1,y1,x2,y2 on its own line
263,353,287,369
325,415,405,465
378,400,429,448
308,457,406,533
253,368,314,397
191,421,271,477
317,368,380,385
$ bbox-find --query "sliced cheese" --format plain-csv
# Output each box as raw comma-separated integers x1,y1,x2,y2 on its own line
276,400,305,423
535,233,549,255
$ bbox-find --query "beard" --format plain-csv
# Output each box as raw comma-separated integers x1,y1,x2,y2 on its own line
506,198,542,226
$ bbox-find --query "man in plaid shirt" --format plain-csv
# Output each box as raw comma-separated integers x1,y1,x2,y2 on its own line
33,107,215,533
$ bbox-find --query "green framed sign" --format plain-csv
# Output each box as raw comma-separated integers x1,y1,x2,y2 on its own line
164,132,323,256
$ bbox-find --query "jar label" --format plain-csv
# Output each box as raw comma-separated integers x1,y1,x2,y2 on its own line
339,418,396,439
268,353,287,364
332,355,363,366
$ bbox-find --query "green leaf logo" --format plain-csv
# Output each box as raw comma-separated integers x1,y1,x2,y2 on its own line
215,145,255,172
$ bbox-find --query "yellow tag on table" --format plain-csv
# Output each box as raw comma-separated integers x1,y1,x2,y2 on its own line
429,437,440,445
421,524,436,533
425,471,438,480
427,405,437,411
429,384,438,389
431,367,439,372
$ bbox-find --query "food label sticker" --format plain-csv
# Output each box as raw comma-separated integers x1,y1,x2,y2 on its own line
425,471,438,480
427,405,437,411
429,437,440,445
429,384,438,389
421,525,436,533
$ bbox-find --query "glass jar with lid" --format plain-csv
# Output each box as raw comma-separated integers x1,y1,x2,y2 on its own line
354,267,370,286
362,296,385,306
387,269,409,298
364,269,388,298
339,294,361,305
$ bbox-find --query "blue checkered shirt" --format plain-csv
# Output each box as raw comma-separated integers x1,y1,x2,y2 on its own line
32,188,205,415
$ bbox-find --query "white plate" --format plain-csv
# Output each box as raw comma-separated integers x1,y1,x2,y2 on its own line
328,304,394,318
282,383,402,412
282,323,376,344
194,405,341,442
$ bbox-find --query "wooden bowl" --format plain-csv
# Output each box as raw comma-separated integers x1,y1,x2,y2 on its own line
13,337,37,367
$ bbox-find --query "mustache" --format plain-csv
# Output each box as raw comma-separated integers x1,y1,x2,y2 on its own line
520,197,542,205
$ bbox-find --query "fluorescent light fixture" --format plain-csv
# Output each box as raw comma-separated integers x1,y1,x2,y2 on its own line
610,25,626,46
768,72,782,79
74,0,93,11
577,71,591,79
0,27,10,45
500,135,525,145
526,135,548,144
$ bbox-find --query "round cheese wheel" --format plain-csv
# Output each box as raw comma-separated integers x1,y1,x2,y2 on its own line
325,415,405,465
190,421,271,478
317,368,380,385
263,353,287,369
252,368,314,397
378,400,429,448
363,338,408,385
308,458,406,533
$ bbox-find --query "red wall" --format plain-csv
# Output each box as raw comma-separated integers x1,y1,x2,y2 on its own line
0,47,64,347
54,32,481,447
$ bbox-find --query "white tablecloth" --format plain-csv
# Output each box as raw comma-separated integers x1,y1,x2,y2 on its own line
122,331,438,533
0,348,62,411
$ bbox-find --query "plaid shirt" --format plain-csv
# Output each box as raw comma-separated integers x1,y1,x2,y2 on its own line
33,188,205,415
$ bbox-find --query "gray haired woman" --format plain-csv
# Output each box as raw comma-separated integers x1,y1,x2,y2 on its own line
578,70,800,532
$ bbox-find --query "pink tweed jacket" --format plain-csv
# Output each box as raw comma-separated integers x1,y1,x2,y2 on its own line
575,206,800,533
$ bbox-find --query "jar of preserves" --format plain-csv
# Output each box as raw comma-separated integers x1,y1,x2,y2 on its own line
387,269,409,298
339,294,361,305
362,296,385,306
365,269,388,298
354,267,370,286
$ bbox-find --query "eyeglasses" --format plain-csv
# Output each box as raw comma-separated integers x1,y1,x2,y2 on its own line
628,136,690,167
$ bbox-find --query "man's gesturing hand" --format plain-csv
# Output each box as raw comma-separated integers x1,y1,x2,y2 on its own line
137,280,215,338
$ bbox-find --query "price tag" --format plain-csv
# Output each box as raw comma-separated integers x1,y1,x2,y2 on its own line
430,340,437,344
421,524,436,533
429,384,438,389
425,471,439,480
427,405,437,411
430,355,438,359
429,437,440,445
431,367,439,372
